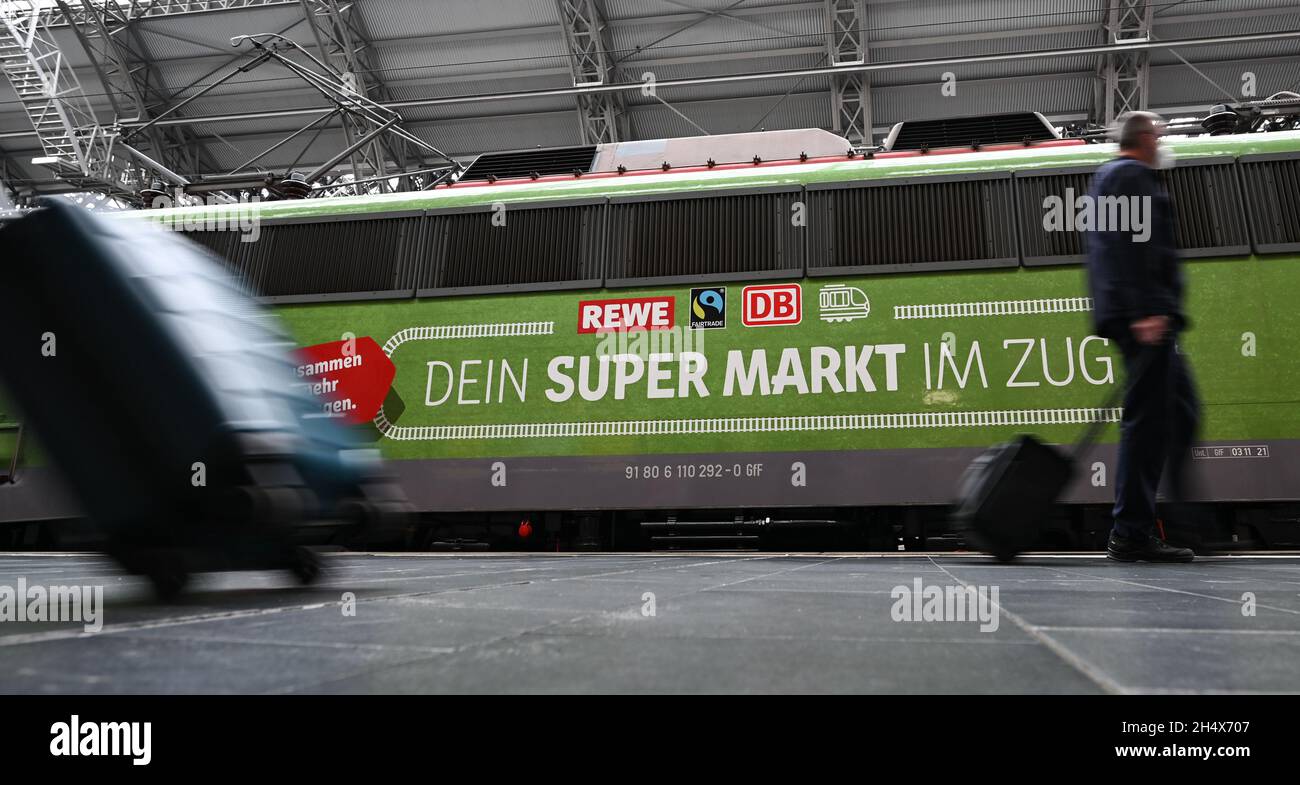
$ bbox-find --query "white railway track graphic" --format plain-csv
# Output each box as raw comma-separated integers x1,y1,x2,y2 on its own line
893,297,1093,320
380,407,1123,442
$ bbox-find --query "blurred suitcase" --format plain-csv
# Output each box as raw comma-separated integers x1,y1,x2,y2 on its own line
0,200,410,596
951,357,1136,561
951,436,1075,561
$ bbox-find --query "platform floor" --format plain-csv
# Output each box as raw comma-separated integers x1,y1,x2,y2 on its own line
1,552,1299,694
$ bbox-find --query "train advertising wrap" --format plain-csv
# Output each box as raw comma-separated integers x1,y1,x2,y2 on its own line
277,261,1300,510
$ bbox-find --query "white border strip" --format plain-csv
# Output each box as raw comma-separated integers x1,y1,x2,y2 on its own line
381,407,1122,442
893,297,1093,320
375,321,556,433
381,321,555,356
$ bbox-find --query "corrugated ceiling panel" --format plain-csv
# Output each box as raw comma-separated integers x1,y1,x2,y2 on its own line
870,0,1105,41
609,8,823,65
627,91,833,139
1150,59,1300,107
371,30,570,81
360,0,560,39
131,4,307,60
604,0,807,20
872,73,1093,126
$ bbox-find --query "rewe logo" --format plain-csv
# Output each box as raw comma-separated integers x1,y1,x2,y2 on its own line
579,296,675,334
742,284,801,327
50,715,152,766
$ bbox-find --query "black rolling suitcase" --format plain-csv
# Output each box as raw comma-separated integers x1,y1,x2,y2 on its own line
0,200,410,596
951,362,1133,561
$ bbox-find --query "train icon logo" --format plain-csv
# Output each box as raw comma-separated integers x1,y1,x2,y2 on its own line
689,287,726,329
818,284,870,323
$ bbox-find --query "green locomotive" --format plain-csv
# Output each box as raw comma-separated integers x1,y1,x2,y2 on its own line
7,124,1300,549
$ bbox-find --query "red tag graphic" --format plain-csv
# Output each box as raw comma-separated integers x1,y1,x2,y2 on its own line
295,336,396,424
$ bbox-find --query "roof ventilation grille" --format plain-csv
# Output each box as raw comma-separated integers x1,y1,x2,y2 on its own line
885,112,1058,152
459,145,597,182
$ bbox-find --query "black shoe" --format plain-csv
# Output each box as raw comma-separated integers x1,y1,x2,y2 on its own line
1107,533,1195,563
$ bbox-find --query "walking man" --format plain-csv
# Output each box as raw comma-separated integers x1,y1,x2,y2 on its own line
1084,111,1198,563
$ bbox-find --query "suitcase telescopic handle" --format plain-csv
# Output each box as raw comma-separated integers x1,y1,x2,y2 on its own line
1068,345,1157,464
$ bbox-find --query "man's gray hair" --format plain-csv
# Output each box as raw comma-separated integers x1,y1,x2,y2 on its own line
1116,111,1164,149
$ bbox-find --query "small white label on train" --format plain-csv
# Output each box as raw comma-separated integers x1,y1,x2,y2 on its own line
1192,445,1270,459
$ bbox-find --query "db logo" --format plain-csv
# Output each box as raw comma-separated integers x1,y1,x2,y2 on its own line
742,284,802,327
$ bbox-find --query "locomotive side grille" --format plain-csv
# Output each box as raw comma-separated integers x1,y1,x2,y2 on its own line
419,201,604,292
1165,161,1250,257
1014,169,1094,264
1239,153,1300,253
604,189,803,284
807,174,1018,274
214,216,420,300
1014,158,1250,265
181,229,245,276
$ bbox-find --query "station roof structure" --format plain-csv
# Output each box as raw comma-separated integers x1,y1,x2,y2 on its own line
1,0,1297,203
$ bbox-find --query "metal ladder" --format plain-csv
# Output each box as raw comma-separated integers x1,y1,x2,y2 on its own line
0,0,121,191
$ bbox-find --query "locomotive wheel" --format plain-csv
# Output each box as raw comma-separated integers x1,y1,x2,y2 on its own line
220,484,314,528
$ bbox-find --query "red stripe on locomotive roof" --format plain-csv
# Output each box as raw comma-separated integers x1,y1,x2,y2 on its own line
440,138,1087,190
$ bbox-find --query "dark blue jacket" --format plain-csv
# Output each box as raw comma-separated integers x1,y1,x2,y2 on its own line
1083,156,1185,342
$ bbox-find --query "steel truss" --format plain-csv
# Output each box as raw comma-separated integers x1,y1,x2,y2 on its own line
129,32,458,198
826,0,871,147
55,0,224,201
298,0,438,193
555,0,623,144
41,0,298,28
0,0,188,202
1097,0,1152,126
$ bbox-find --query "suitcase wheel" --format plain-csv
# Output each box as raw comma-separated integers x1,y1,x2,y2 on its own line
148,566,191,602
109,544,192,601
287,546,323,585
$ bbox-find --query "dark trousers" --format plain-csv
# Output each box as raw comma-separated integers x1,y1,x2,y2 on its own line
1112,340,1200,539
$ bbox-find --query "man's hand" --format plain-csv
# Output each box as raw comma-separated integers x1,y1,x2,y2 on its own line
1131,315,1170,346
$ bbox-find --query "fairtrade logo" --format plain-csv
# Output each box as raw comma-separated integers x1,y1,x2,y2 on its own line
690,287,726,329
819,284,870,323
742,283,801,327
